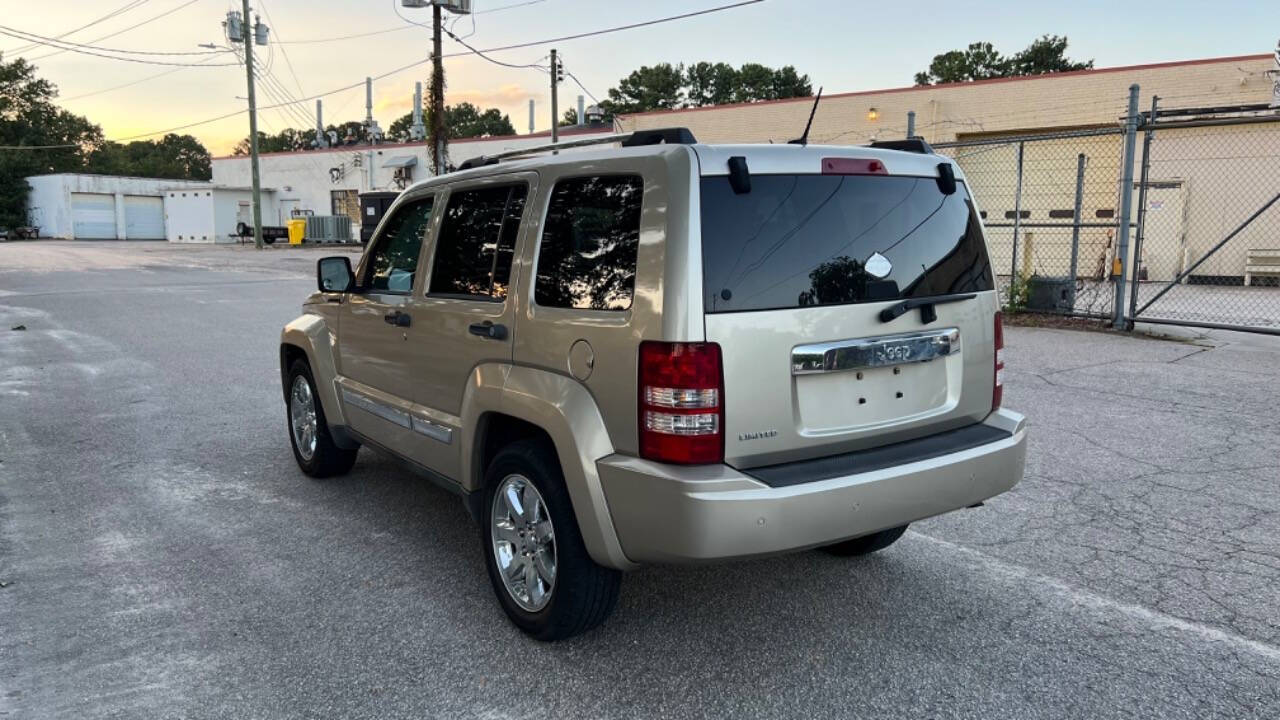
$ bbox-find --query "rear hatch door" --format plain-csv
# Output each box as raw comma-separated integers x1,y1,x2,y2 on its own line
695,147,999,469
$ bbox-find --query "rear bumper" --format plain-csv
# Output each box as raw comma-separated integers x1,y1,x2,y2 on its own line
597,408,1026,564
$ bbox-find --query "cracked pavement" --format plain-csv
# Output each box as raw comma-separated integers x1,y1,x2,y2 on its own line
1,242,1278,719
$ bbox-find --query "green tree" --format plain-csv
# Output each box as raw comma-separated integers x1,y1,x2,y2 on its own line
914,36,1092,85
388,113,417,142
1010,35,1094,76
599,61,812,116
440,102,515,138
770,65,813,100
331,121,368,145
685,61,738,107
234,127,315,154
559,107,578,127
88,134,210,180
734,63,777,102
388,103,514,142
599,63,685,116
0,55,102,228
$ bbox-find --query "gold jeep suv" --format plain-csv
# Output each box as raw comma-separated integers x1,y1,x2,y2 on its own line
279,130,1027,641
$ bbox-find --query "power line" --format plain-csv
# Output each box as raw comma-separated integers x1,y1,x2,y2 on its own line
58,58,217,102
27,0,205,61
442,26,548,71
0,27,239,66
105,0,765,141
277,0,548,45
255,0,306,99
5,27,225,57
435,0,764,59
475,0,546,15
4,0,149,54
563,66,600,105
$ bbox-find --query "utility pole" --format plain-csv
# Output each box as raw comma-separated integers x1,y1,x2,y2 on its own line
430,3,446,175
239,1,264,250
550,49,561,146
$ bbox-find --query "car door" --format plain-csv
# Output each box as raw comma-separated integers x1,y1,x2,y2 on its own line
402,173,537,481
336,192,436,458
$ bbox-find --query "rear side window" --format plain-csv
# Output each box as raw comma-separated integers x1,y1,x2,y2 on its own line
429,184,527,300
366,196,433,293
535,175,644,311
700,175,993,313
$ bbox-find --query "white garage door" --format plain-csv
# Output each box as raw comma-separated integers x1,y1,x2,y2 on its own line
70,193,116,239
123,195,165,239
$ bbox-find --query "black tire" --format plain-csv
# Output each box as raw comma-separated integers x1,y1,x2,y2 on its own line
820,524,909,557
285,358,358,478
481,439,621,641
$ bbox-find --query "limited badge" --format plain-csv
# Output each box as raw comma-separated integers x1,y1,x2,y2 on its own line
865,252,892,279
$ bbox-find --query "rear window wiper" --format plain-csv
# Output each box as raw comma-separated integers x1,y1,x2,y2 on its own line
879,293,976,324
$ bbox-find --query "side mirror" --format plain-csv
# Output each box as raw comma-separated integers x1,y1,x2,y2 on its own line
317,256,355,293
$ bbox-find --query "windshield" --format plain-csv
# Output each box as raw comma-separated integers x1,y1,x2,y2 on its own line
700,174,994,313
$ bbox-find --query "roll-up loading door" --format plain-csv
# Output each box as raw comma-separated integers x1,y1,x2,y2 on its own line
123,195,165,239
70,193,116,239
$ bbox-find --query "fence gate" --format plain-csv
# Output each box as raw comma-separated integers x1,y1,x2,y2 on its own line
1126,104,1280,335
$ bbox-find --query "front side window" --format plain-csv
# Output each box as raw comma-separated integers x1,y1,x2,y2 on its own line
535,175,644,311
366,196,433,293
429,184,528,300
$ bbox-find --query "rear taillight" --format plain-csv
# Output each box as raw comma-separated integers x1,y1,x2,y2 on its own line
639,341,724,464
993,311,1005,410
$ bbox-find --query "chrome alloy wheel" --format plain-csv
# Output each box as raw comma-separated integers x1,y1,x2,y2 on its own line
289,375,318,461
490,474,557,612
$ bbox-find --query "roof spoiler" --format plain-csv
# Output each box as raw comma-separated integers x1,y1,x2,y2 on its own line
868,138,935,155
456,127,697,172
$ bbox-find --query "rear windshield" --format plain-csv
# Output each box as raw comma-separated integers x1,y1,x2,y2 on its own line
700,174,993,313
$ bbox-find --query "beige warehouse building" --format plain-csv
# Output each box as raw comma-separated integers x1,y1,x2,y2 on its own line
618,54,1280,287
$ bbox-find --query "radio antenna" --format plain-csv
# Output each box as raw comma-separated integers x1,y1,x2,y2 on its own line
788,87,823,146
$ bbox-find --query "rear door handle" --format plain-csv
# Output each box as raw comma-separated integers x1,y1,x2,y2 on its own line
468,321,507,340
384,310,411,327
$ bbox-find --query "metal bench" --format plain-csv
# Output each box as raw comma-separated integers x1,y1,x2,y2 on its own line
1244,248,1280,286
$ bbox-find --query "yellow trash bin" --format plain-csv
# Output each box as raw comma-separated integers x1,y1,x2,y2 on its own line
287,218,306,245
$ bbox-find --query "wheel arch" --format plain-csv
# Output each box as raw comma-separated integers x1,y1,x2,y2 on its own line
279,313,345,428
462,365,637,570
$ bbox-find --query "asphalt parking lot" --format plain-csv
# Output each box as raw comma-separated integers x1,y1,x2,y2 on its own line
2,241,1278,719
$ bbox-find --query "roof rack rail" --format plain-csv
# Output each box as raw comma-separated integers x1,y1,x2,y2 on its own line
453,127,697,172
868,138,935,155
620,127,697,147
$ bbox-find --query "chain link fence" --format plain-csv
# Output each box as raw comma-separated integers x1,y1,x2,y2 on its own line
934,128,1127,319
931,104,1280,334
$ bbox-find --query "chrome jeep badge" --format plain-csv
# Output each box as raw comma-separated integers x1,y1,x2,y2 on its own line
865,252,892,279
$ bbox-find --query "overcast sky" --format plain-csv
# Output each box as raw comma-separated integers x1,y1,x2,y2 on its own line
5,0,1276,155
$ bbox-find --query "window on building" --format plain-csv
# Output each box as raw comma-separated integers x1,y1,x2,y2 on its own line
535,175,644,310
331,189,359,222
428,184,527,300
1048,209,1076,219
365,196,433,293
1095,208,1115,219
1004,210,1031,220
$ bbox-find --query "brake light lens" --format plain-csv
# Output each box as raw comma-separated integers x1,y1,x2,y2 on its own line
639,341,724,464
993,311,1005,410
822,157,888,175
